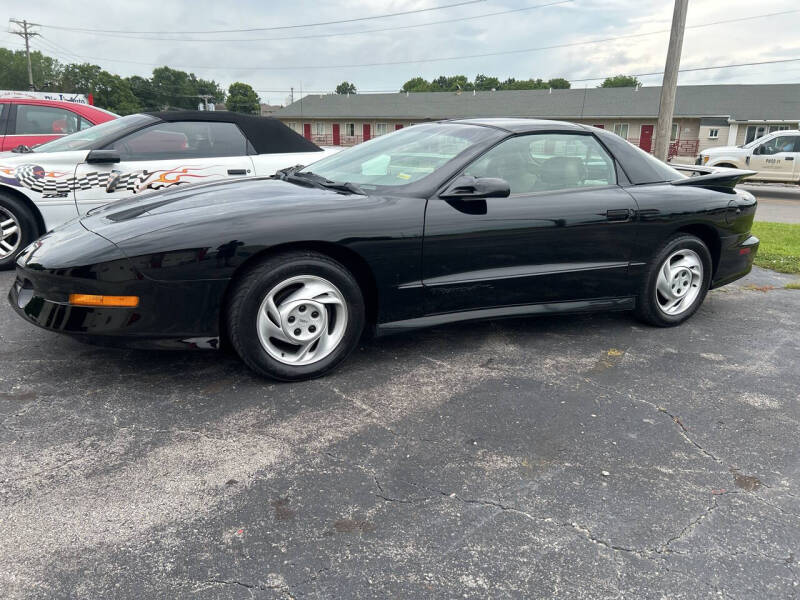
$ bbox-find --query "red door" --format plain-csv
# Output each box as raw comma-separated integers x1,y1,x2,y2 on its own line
395,124,403,130
332,123,340,146
303,123,311,140
362,123,371,143
639,125,654,153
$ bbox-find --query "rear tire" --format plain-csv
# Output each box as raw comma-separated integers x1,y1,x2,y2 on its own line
0,192,39,270
635,234,712,327
226,251,365,381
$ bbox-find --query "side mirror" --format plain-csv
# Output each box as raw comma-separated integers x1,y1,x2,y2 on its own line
86,149,121,164
440,175,510,199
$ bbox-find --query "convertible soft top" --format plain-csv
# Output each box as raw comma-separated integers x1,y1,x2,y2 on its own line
146,110,323,155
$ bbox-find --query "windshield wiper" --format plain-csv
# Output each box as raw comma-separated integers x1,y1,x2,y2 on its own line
274,167,365,195
11,145,34,154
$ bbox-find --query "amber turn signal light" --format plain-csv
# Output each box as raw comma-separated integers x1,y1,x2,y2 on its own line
69,294,139,307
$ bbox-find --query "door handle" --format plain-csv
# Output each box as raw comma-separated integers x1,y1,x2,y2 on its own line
786,157,794,161
606,208,633,222
227,169,248,175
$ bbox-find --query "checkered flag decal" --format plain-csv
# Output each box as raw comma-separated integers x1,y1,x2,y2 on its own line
13,165,152,198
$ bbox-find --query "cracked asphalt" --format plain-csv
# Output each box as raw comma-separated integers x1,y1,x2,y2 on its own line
1,266,799,599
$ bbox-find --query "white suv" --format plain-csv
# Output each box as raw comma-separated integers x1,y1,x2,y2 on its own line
697,130,800,183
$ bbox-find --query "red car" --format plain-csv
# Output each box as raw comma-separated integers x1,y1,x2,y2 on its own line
0,98,117,151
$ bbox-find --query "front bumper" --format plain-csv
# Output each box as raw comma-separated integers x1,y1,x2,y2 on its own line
9,266,227,349
8,221,228,349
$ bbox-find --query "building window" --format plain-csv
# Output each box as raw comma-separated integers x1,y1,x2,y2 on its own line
745,125,768,144
613,123,628,139
374,123,389,137
670,123,679,141
313,122,326,136
344,123,356,137
287,122,299,133
708,128,719,139
769,125,790,133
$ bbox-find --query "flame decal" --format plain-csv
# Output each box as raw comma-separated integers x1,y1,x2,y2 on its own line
150,166,218,185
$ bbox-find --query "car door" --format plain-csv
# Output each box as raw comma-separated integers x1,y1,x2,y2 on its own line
422,132,639,314
73,120,255,215
3,103,90,151
749,135,799,182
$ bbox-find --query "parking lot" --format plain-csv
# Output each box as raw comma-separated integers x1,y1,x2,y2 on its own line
1,261,798,599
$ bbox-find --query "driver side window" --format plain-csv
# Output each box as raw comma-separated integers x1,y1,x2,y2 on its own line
464,133,616,195
760,136,797,155
108,121,249,161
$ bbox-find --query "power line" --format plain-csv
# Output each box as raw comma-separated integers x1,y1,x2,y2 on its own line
39,0,574,43
569,57,800,84
35,0,486,35
25,9,800,71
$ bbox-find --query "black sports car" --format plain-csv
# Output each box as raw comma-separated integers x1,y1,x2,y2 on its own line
9,118,758,381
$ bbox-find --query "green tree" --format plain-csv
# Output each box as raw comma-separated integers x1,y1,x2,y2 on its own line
600,75,641,88
151,66,195,109
57,63,140,114
226,82,260,114
400,77,431,92
0,48,62,90
335,81,357,94
547,78,571,89
92,72,140,115
473,74,502,91
429,74,472,92
60,63,102,94
127,75,158,111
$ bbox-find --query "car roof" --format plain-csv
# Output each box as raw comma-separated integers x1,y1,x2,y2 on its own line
145,110,323,154
444,117,588,133
0,98,118,120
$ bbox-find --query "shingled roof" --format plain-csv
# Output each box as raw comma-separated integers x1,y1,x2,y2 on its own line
274,84,800,122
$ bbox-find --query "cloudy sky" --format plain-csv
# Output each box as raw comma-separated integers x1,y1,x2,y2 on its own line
3,0,799,104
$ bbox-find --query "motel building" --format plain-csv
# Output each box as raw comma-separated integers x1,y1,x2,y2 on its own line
273,84,800,162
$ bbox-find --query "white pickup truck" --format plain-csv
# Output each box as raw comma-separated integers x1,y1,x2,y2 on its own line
696,130,800,183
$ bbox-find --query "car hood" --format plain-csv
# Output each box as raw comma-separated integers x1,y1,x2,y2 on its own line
702,145,748,156
79,176,356,244
0,150,89,168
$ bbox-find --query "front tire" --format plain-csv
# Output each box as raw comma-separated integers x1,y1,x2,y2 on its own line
226,251,365,381
635,234,712,327
0,192,39,270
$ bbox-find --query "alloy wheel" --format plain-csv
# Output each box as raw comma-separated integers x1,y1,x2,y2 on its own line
256,275,349,366
0,207,21,259
654,248,704,316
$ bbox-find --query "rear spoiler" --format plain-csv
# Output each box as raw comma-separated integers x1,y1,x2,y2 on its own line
670,164,756,190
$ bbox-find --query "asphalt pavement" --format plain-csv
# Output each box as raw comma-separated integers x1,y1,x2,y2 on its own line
746,184,800,223
1,265,799,599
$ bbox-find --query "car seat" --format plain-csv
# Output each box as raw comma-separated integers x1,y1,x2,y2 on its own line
485,152,537,194
536,156,587,190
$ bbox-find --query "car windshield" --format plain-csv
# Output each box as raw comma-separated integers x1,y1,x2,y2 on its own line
299,123,500,188
33,114,157,153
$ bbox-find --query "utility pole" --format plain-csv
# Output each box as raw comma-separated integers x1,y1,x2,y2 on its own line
653,0,689,162
290,87,294,104
9,19,40,91
197,94,215,110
